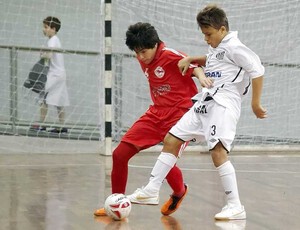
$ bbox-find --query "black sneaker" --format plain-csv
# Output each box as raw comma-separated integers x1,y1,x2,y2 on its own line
30,125,46,131
49,127,68,133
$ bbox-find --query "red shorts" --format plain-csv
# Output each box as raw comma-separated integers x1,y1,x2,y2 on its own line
122,105,190,149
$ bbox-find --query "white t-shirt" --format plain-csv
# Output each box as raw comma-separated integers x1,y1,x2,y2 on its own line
195,31,265,116
44,35,69,107
47,35,66,76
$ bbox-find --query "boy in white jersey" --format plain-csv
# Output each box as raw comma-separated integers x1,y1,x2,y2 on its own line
128,4,267,220
37,16,70,133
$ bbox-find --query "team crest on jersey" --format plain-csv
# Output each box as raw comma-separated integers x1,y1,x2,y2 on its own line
154,66,165,78
216,51,225,60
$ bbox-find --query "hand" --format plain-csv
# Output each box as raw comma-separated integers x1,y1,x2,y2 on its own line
252,103,267,119
178,57,191,75
200,77,214,88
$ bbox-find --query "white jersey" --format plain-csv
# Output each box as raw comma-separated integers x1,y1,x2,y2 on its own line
44,35,69,107
47,35,66,76
195,31,265,116
170,31,264,152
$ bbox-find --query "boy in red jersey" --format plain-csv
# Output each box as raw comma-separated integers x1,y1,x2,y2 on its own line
94,22,208,216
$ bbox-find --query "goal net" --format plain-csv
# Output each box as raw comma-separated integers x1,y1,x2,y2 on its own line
0,0,299,154
111,0,300,152
0,0,104,153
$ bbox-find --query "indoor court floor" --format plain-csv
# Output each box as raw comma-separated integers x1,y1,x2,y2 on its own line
0,151,299,230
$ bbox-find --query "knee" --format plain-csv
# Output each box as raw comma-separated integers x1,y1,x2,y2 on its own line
211,142,228,167
112,142,137,163
162,133,183,156
112,147,125,163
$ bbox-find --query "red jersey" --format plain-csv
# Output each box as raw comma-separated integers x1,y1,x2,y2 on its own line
138,42,198,109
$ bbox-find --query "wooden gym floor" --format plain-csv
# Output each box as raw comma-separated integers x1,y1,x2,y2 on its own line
0,151,299,230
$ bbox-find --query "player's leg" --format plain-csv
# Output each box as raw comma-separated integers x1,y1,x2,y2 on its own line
161,142,189,215
111,141,139,194
95,111,160,216
44,75,69,133
212,143,245,220
127,107,200,206
94,141,139,216
39,79,51,128
147,134,184,192
128,133,183,205
165,141,188,196
57,106,65,125
47,106,68,133
162,108,191,211
40,101,48,123
206,103,245,220
32,100,47,131
142,105,203,196
56,106,68,133
29,101,47,131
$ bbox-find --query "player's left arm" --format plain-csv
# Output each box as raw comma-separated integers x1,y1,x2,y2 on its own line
251,76,267,119
231,45,267,119
40,42,53,60
40,50,52,60
192,67,214,88
41,37,60,60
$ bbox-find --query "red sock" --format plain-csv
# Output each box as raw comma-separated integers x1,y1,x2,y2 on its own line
165,165,185,197
111,142,139,194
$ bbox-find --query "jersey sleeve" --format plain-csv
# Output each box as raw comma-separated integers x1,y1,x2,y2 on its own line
230,45,265,79
183,62,199,77
47,36,60,48
165,48,198,78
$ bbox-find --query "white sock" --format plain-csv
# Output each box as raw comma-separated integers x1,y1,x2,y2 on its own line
144,152,177,194
217,161,241,207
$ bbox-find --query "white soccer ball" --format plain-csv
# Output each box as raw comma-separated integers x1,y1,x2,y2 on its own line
104,193,132,220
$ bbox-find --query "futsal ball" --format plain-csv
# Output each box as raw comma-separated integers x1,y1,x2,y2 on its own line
104,193,132,220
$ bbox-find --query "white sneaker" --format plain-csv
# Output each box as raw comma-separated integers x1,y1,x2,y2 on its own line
215,205,246,220
127,187,159,205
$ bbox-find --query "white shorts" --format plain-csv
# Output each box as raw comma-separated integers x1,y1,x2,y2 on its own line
44,73,70,107
169,97,239,152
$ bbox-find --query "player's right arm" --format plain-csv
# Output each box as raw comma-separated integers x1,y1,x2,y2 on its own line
179,55,213,88
178,55,206,75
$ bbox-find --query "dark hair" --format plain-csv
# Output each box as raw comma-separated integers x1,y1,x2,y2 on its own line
43,16,61,32
196,4,229,31
125,22,161,51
